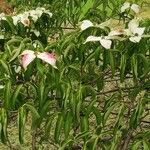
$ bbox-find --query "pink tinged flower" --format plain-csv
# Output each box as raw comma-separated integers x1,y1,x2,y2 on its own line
21,50,36,69
84,36,112,49
37,52,57,69
20,50,36,69
20,50,57,69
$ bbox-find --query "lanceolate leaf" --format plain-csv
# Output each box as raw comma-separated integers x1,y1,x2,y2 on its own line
54,113,64,144
12,84,23,108
3,80,11,110
137,54,149,78
79,0,94,21
120,53,127,82
64,111,73,139
23,103,40,128
109,51,115,76
18,106,26,144
0,108,8,144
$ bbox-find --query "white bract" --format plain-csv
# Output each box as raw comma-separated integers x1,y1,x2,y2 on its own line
121,2,130,13
31,29,40,37
0,13,6,21
12,13,30,26
29,7,52,22
84,35,112,49
125,19,145,43
12,7,52,26
0,85,4,89
0,35,4,39
108,29,125,36
80,20,93,30
20,50,57,69
121,2,140,14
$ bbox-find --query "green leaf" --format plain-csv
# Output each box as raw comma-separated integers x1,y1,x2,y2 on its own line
131,54,138,79
143,140,150,150
79,0,94,21
3,80,11,109
45,114,55,138
92,107,102,125
23,103,40,128
120,54,127,82
80,115,89,133
0,108,8,144
86,99,96,116
59,138,73,150
137,54,149,78
54,113,64,143
18,106,26,144
9,42,25,62
131,141,142,150
75,131,91,141
109,51,115,76
84,136,98,150
103,102,119,125
84,52,95,67
12,84,23,108
64,111,73,139
0,60,10,75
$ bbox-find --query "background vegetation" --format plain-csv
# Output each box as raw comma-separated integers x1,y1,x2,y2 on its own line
0,0,150,149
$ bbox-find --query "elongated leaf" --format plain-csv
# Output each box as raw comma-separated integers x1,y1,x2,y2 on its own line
45,114,55,138
18,106,26,144
103,103,119,125
143,140,150,150
3,80,11,109
0,60,10,75
75,131,91,141
131,141,142,150
109,51,115,76
92,107,102,125
79,0,94,21
120,54,127,82
0,108,8,144
12,84,23,108
131,54,138,79
9,42,25,62
137,54,149,78
23,103,40,128
64,111,73,139
54,113,64,143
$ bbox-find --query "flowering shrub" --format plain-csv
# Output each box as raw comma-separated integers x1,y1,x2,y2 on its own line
0,0,150,149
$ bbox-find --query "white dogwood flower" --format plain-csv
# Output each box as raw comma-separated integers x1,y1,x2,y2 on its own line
84,35,112,49
29,7,52,22
12,13,30,26
125,19,145,43
20,50,57,69
121,2,140,14
80,20,93,30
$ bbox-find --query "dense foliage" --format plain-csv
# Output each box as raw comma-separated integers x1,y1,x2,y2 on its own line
0,0,150,149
